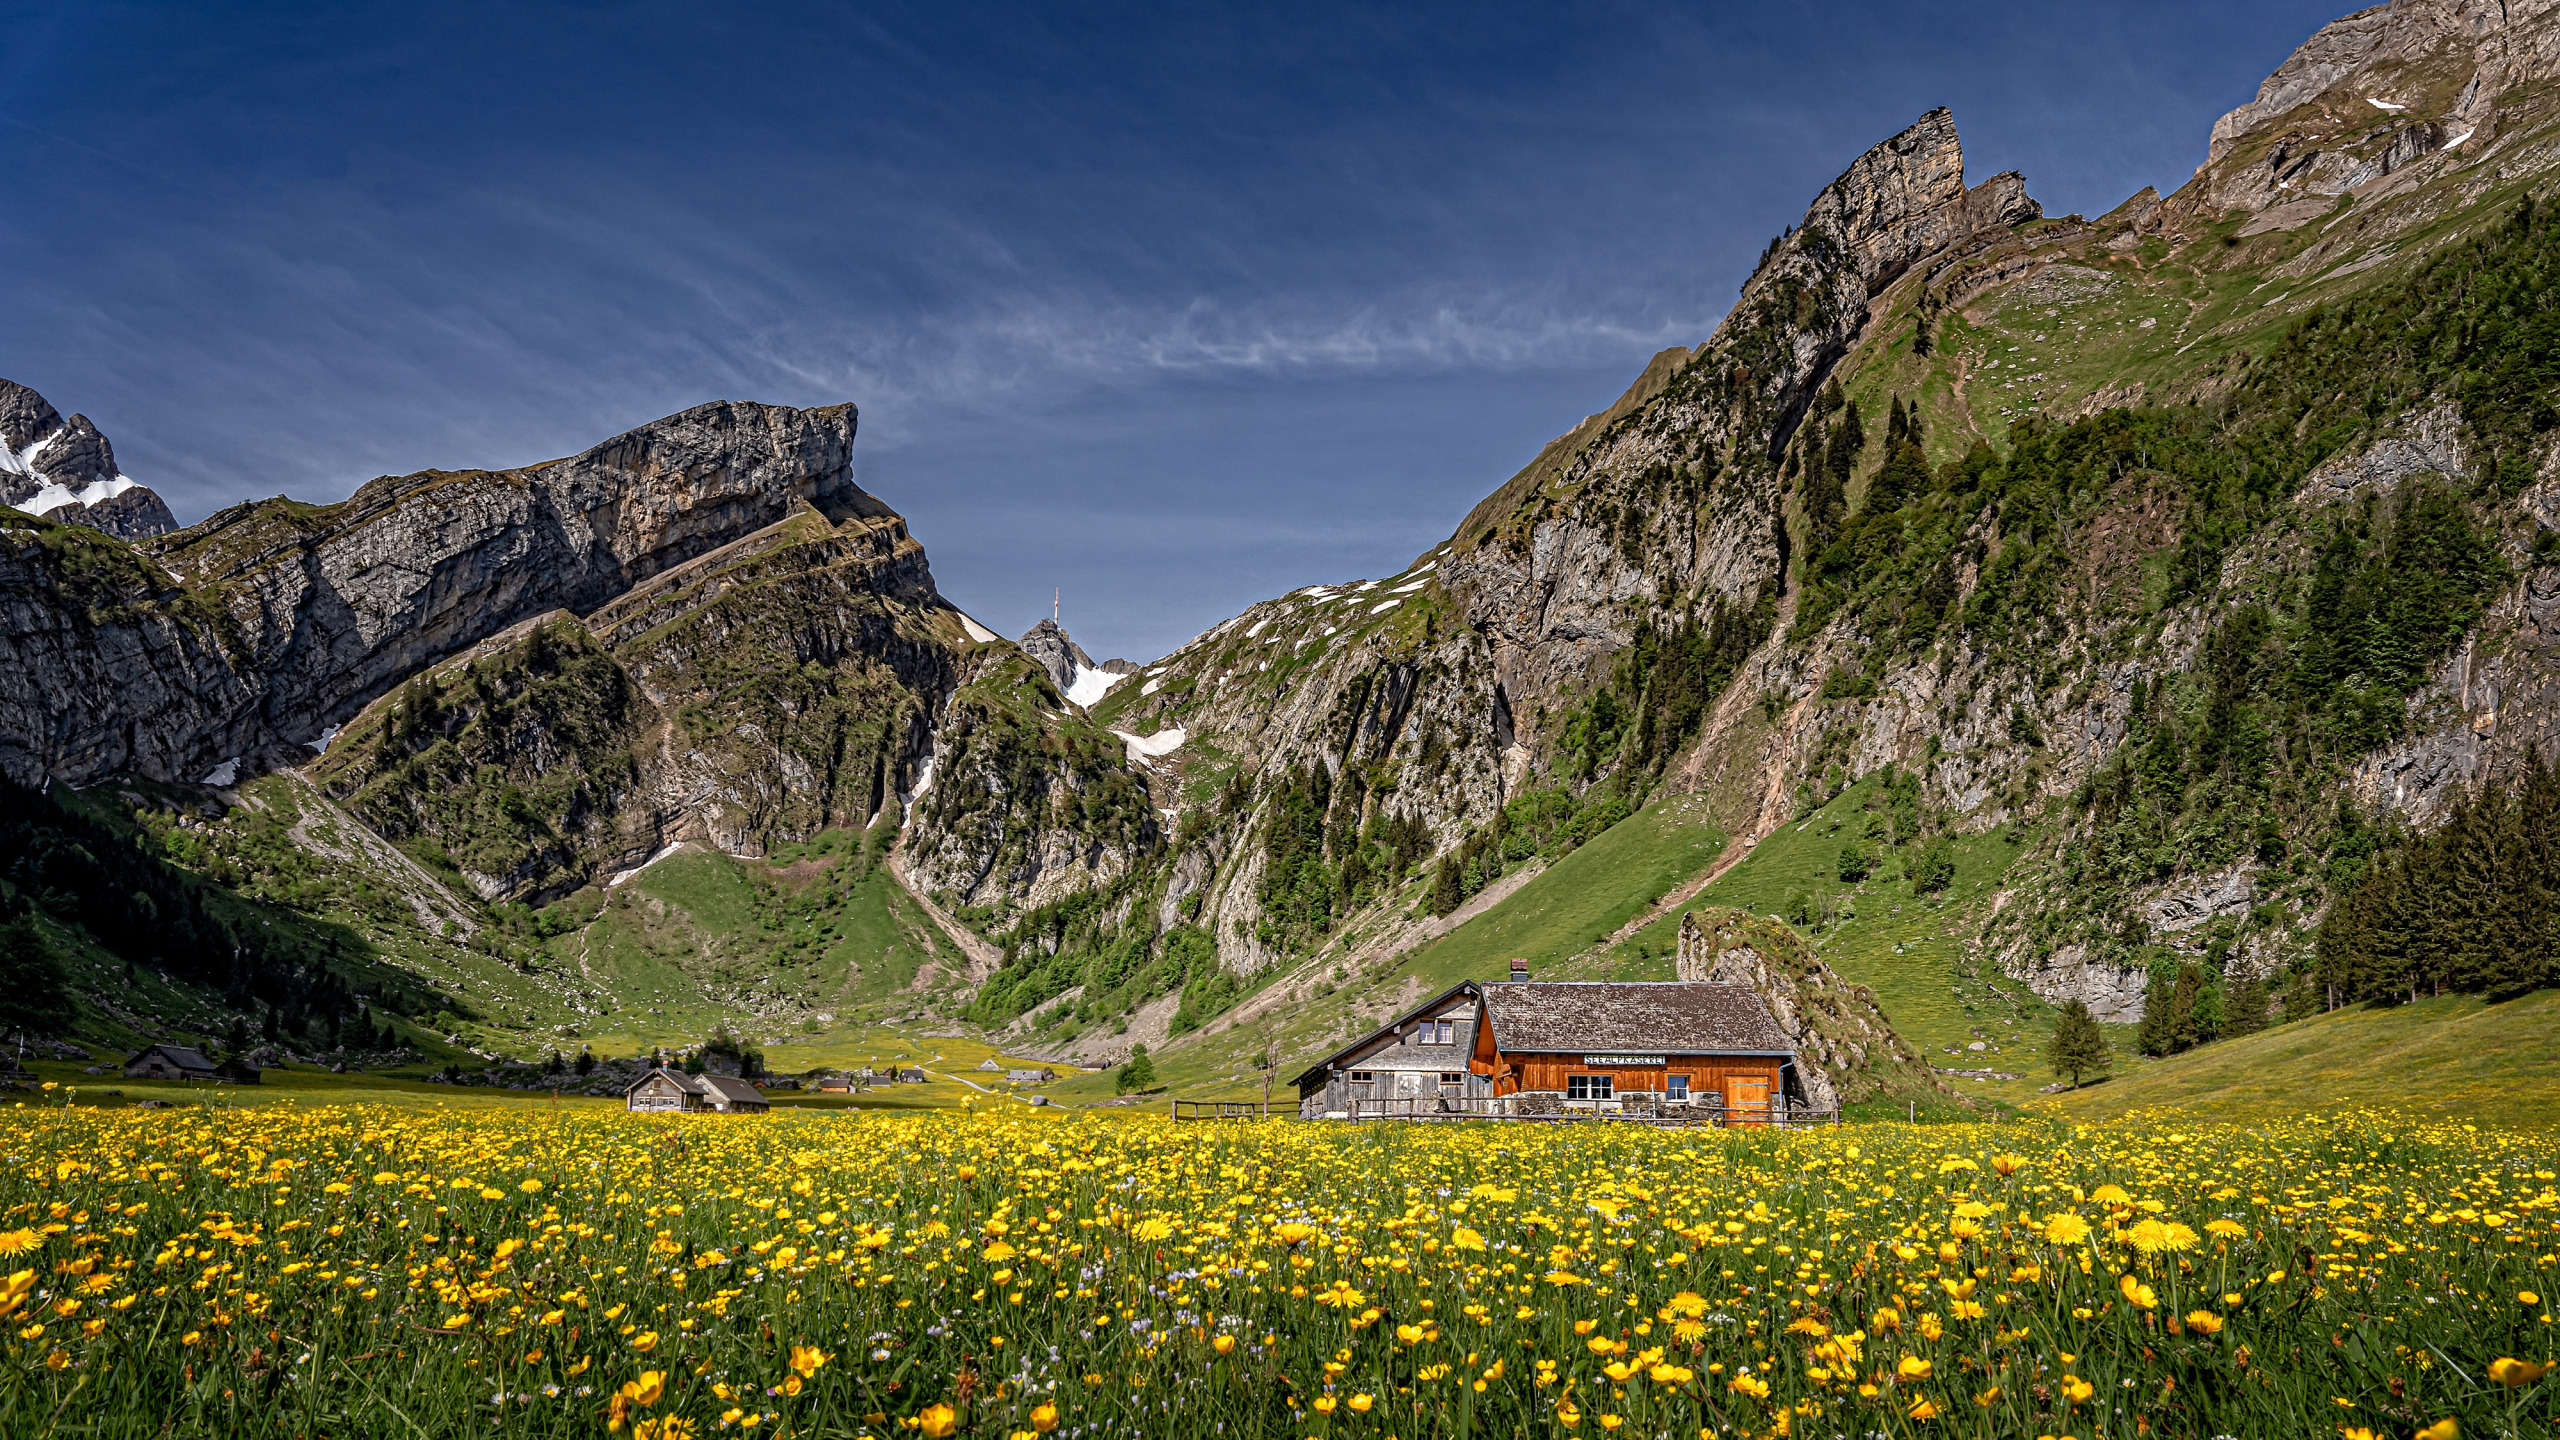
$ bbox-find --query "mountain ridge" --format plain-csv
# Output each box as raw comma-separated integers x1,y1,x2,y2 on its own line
11,0,2560,1105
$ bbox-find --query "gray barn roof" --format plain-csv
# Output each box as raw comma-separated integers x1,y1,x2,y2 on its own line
695,1074,766,1104
129,1044,218,1071
1478,982,1793,1055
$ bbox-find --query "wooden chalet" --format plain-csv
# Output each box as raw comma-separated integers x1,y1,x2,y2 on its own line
1293,960,1802,1122
623,1067,771,1114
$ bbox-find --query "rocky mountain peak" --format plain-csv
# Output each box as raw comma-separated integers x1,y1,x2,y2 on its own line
1017,617,1141,707
0,377,179,540
0,379,63,453
1016,618,1094,691
2189,0,2559,216
1793,106,2041,298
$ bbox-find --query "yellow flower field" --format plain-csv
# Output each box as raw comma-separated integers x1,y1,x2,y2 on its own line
0,1099,2553,1438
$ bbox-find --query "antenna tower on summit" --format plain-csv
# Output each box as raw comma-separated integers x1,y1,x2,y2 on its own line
1053,588,1060,623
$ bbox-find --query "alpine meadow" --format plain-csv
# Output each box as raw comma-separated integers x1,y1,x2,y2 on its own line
7,2,2560,1437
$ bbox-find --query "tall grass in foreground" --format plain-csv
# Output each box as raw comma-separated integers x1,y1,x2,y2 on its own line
0,1095,2552,1438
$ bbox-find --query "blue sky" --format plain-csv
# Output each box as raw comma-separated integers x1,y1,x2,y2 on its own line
3,0,2342,660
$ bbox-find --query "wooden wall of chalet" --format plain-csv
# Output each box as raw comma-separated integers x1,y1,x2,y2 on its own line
1491,1055,1782,1100
627,1074,696,1113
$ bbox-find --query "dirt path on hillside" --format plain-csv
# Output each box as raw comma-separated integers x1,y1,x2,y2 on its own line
1202,857,1551,1040
1585,822,1768,957
888,845,1004,982
1946,351,1989,446
278,771,480,939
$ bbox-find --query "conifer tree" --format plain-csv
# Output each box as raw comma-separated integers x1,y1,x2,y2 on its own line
2047,999,2110,1088
2167,964,2205,1053
0,916,75,1042
1429,856,1463,917
2223,976,2269,1039
2134,965,2174,1057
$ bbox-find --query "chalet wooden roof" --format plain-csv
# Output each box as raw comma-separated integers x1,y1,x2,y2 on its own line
1477,982,1793,1056
625,1066,705,1095
624,1068,765,1102
1288,979,1480,1089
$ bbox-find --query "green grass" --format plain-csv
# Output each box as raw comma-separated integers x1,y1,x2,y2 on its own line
1117,792,1728,1104
556,845,964,1059
2038,989,2560,1126
1555,780,2059,1106
1395,791,1727,993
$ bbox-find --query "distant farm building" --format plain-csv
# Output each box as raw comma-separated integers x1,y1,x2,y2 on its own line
123,1045,257,1084
624,1068,771,1114
1293,961,1804,1123
1006,1068,1056,1083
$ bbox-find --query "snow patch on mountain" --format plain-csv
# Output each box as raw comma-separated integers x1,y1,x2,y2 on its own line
1113,726,1187,761
1066,665,1127,707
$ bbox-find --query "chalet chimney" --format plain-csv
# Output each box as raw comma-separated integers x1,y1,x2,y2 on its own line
1509,958,1528,982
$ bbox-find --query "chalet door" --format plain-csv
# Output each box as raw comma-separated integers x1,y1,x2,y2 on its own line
1723,1075,1771,1128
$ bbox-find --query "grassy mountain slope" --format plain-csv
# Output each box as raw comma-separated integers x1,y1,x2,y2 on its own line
2037,989,2560,1125
28,1,2560,1113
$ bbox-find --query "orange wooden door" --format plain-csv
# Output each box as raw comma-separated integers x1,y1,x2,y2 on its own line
1723,1075,1770,1128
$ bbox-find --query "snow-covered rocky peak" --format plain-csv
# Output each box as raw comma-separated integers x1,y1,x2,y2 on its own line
0,378,177,540
1016,617,1140,708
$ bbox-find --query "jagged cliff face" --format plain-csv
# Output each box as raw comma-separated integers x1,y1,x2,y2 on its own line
2194,0,2560,216
0,380,179,539
5,400,878,789
1097,106,2044,980
3,396,1159,911
1085,0,2560,1064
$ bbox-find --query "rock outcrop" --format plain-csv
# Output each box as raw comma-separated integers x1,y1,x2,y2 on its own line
1674,907,1948,1108
0,379,178,539
1016,618,1097,692
2189,0,2560,218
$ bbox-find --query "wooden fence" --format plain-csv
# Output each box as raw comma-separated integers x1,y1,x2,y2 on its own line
1167,1095,1843,1127
1341,1096,1841,1128
1168,1098,1291,1121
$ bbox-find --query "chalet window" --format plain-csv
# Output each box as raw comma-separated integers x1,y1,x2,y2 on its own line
1414,1020,1456,1045
1438,1073,1465,1089
1665,1075,1690,1101
1566,1074,1613,1101
1348,1071,1375,1086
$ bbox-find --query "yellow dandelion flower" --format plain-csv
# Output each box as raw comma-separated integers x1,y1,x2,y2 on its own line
2488,1357,2549,1387
2044,1213,2091,1245
0,1229,42,1257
